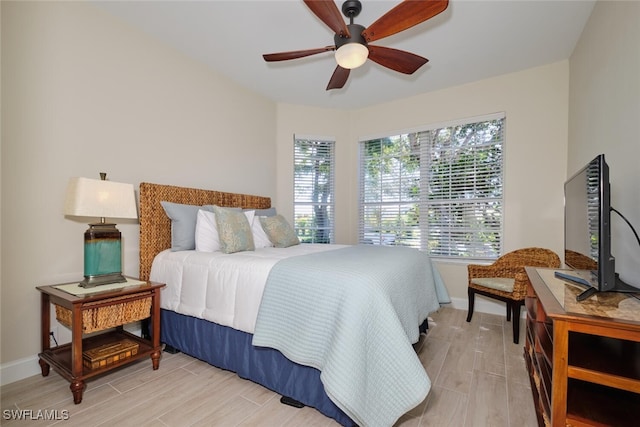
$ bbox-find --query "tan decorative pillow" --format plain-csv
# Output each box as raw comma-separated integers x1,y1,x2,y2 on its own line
212,206,255,254
259,215,300,248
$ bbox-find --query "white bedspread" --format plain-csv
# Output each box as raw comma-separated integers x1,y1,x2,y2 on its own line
149,244,347,333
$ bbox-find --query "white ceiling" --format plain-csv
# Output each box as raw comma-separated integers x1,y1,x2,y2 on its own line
92,0,596,110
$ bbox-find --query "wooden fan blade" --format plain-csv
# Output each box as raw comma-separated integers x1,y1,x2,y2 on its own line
304,0,350,37
263,46,335,62
326,66,350,90
362,0,449,43
367,45,428,74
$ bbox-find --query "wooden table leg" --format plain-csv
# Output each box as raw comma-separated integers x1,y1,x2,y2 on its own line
70,380,85,404
150,288,162,370
38,358,50,377
40,293,51,377
150,350,161,370
71,304,83,379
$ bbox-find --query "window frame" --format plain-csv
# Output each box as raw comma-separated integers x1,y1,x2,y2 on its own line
293,135,336,244
358,113,505,260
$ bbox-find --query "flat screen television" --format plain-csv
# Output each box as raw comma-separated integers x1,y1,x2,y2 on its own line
560,154,638,301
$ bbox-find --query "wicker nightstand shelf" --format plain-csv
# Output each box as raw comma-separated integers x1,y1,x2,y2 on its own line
36,279,165,404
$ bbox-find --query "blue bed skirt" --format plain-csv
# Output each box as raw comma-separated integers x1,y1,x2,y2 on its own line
160,309,354,426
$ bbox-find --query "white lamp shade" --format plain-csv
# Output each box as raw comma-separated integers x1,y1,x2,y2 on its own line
335,43,369,69
64,177,138,220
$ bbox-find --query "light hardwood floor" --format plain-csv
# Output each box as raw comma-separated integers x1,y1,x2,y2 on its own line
1,307,538,426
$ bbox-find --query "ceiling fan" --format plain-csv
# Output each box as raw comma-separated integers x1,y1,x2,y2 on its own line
262,0,449,90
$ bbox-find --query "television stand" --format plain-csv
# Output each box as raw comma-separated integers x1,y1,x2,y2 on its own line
554,271,640,302
612,273,640,294
553,271,597,301
525,267,640,427
576,286,598,301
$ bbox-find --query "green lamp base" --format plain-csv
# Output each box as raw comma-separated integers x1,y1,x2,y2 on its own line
80,223,126,288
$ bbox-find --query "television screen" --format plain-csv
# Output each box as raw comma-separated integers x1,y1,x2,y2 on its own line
563,155,605,298
562,154,638,300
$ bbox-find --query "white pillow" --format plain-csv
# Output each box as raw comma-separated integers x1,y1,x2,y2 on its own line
195,209,256,252
250,214,274,248
195,209,220,252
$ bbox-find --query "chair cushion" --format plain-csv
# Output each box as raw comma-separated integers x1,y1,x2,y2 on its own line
471,277,515,292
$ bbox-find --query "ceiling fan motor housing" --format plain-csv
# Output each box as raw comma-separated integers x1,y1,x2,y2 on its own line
334,23,368,49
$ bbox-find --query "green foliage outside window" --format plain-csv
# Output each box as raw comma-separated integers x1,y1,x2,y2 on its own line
360,117,504,259
294,138,334,244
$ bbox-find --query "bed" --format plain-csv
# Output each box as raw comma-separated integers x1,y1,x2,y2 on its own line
138,182,450,427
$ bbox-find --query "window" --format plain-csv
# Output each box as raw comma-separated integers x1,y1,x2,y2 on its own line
359,114,504,259
294,136,335,243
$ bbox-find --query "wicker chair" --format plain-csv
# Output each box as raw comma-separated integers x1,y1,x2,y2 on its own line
466,247,561,344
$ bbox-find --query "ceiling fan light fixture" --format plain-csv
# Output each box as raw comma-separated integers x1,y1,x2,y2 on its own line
263,0,449,89
335,42,369,69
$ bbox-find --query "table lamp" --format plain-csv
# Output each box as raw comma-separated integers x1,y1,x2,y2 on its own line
64,173,138,287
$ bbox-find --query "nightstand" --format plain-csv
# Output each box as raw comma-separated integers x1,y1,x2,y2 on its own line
36,279,165,404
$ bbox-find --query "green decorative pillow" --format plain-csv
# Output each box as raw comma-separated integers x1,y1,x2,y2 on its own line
212,206,255,254
259,215,300,248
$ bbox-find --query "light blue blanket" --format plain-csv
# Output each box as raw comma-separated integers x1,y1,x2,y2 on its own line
252,245,450,427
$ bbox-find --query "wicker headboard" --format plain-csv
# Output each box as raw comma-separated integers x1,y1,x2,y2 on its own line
138,182,271,281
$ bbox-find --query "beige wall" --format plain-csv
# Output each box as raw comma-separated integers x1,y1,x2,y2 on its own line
1,1,276,375
275,104,354,243
568,0,640,285
3,0,638,384
276,61,570,302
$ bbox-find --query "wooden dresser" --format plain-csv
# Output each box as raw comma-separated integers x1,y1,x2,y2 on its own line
524,267,640,426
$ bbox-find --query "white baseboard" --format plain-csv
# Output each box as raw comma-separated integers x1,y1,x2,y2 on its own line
1,324,143,386
0,355,41,386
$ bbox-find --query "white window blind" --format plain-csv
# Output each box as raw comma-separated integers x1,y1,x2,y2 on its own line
294,136,335,244
359,115,505,259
